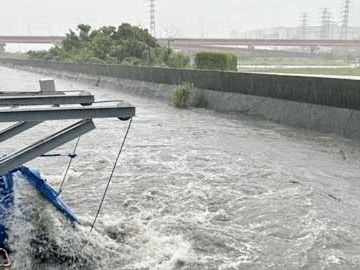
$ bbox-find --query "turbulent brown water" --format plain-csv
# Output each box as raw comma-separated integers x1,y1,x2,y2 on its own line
1,66,360,269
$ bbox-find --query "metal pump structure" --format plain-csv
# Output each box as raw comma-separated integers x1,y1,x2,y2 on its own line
0,79,135,267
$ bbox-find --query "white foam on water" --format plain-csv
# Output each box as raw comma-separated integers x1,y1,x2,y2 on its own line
2,66,360,269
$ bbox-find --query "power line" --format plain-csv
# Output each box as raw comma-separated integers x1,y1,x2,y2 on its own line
340,0,350,40
320,8,331,40
300,12,308,40
148,0,156,37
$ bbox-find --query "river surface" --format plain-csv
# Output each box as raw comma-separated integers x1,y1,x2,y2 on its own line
1,66,360,269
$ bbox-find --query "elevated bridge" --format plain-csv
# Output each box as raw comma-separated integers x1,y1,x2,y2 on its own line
158,38,360,49
0,36,64,45
0,36,359,55
0,36,358,48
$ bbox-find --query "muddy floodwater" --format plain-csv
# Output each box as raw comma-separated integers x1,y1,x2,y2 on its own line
1,66,360,269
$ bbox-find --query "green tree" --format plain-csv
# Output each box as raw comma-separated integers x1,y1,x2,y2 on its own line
28,23,189,68
78,24,91,41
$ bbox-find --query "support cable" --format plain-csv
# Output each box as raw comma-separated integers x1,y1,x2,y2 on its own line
58,136,81,195
90,118,133,233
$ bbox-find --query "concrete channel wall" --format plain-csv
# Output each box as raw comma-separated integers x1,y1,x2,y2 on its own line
1,57,360,139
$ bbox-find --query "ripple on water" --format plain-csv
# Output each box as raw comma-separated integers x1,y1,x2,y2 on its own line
1,66,360,269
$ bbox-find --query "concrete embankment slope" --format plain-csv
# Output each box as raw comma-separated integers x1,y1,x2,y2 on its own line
1,58,360,139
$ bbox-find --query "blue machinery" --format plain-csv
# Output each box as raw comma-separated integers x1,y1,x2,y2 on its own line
0,80,135,267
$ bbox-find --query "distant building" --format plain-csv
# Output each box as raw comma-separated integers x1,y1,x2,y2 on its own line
234,26,360,39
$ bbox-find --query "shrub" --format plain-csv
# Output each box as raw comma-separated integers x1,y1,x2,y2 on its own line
165,53,190,69
172,82,192,108
121,57,143,66
28,50,51,60
195,51,238,71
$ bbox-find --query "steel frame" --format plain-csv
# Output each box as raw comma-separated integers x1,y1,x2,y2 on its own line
0,119,95,175
0,122,41,143
0,86,135,176
0,103,135,122
0,91,94,106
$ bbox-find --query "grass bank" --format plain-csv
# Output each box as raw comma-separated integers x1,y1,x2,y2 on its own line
238,57,350,67
238,67,360,77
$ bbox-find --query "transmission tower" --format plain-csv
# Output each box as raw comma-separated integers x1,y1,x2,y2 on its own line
300,13,308,40
340,0,350,40
320,8,331,40
148,0,156,37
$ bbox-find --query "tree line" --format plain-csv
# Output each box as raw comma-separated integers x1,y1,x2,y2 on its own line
28,23,190,68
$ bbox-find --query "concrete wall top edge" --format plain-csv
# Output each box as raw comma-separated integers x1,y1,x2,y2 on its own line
0,57,359,111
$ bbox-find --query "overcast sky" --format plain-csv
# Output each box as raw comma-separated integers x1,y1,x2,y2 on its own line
0,0,359,37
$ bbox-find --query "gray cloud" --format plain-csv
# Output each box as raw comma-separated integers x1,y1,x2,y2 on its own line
0,0,358,37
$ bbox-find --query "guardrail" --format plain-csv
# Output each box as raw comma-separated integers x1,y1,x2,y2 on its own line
0,58,360,111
